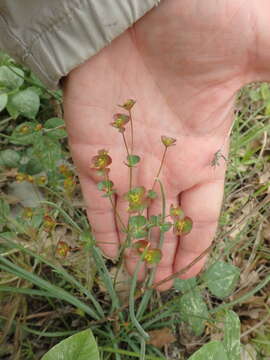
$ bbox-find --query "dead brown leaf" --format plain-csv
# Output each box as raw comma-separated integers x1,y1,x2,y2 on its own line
148,327,176,348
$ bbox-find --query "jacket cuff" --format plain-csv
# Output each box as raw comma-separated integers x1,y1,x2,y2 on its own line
0,0,161,89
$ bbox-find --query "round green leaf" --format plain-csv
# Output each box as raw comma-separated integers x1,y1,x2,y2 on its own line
0,65,24,94
159,222,172,232
7,88,40,119
129,215,147,227
0,93,7,112
203,261,240,299
41,329,100,360
127,154,140,167
0,149,21,168
97,180,114,192
147,190,157,199
23,158,44,175
188,341,228,360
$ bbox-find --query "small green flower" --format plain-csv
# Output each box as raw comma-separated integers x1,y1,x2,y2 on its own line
170,204,185,220
118,99,136,111
133,240,162,265
173,216,193,236
143,248,162,265
161,135,177,147
111,113,130,132
91,149,112,171
124,186,149,213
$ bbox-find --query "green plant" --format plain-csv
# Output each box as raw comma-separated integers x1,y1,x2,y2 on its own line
0,54,269,359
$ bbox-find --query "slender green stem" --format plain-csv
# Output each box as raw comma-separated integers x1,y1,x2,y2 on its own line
122,132,130,157
104,172,127,233
122,129,133,190
151,147,167,190
129,109,134,154
137,180,166,319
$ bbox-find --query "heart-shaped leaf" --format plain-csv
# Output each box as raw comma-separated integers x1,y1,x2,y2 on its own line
203,261,240,299
0,65,24,94
223,310,241,360
178,289,209,336
7,88,40,119
188,341,228,360
41,329,99,360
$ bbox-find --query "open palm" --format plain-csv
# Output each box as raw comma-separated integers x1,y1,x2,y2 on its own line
64,0,270,290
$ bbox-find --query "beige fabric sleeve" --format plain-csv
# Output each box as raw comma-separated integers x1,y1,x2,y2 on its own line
0,0,160,89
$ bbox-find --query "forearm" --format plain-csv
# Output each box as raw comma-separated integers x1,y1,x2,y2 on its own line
0,0,161,89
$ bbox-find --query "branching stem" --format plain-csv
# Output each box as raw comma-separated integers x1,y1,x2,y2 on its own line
151,147,167,190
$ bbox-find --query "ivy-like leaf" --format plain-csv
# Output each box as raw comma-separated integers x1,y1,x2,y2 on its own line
203,261,240,299
41,329,100,360
188,341,228,360
7,88,40,119
0,65,24,94
223,310,241,360
174,277,197,293
178,289,209,336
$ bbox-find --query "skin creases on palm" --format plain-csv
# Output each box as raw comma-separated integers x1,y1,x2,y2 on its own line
63,0,270,290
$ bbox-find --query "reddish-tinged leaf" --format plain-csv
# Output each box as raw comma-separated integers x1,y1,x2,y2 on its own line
133,240,150,254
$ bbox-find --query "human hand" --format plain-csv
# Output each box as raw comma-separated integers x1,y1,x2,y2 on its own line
63,0,270,290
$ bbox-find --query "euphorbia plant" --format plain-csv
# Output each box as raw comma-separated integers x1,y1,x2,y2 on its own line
90,100,194,343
